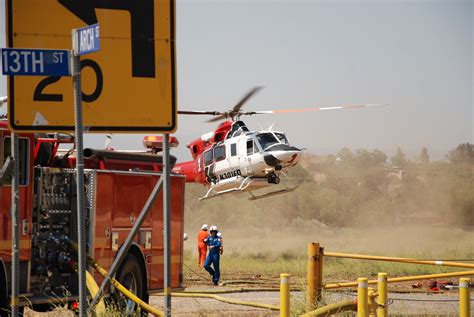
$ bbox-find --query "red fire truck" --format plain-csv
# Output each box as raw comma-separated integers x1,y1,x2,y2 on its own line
0,120,185,315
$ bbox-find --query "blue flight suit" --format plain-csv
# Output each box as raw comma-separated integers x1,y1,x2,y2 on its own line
203,235,221,284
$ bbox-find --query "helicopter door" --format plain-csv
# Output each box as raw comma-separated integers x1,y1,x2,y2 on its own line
213,144,231,180
203,148,215,183
239,137,257,174
228,142,239,170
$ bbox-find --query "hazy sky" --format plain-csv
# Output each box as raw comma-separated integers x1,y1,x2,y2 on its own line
1,0,472,161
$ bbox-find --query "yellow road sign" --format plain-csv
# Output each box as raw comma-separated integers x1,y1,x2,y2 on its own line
6,0,176,133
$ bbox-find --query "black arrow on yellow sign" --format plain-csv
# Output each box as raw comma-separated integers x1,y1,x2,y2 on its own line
59,0,156,78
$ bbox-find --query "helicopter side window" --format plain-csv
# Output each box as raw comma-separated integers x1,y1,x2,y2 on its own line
214,145,226,162
256,133,279,151
230,143,237,156
246,139,253,155
203,149,213,166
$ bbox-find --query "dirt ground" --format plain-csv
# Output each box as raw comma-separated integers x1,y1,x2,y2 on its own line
149,286,467,316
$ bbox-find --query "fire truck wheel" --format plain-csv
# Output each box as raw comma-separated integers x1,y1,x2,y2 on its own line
0,270,7,317
0,272,23,317
114,253,148,316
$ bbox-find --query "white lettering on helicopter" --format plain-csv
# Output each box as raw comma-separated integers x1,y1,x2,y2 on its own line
219,169,241,180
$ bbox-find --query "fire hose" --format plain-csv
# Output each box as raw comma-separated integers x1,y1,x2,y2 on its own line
155,292,280,311
71,239,280,315
88,258,165,317
300,300,357,317
67,239,165,316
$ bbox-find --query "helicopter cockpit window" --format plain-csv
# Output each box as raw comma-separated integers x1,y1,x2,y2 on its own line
275,133,289,145
246,139,254,155
256,133,279,151
214,145,226,162
230,143,237,156
203,149,213,166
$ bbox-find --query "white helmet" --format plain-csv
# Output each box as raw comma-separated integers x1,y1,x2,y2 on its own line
209,225,218,232
216,232,222,237
183,233,188,241
201,224,209,230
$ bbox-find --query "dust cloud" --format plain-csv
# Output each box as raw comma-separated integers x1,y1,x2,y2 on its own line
183,151,474,259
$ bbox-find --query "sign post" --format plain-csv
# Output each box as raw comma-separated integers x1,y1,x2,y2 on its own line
10,133,19,317
71,23,100,317
1,47,71,317
163,134,171,316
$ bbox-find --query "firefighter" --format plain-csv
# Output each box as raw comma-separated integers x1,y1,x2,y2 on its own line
197,224,209,267
204,225,222,285
217,231,223,255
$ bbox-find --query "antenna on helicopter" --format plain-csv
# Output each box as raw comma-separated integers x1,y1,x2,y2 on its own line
0,96,7,107
104,134,113,150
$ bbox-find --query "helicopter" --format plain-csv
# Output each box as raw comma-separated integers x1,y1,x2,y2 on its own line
172,87,383,200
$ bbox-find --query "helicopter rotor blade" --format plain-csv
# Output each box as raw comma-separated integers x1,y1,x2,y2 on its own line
178,110,224,116
207,115,227,123
231,86,264,114
247,103,386,115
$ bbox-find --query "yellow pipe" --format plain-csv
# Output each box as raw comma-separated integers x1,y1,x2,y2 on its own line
300,299,356,316
325,269,474,289
156,292,280,311
325,252,474,269
459,278,470,317
280,273,290,317
357,278,368,317
85,271,106,315
377,273,388,317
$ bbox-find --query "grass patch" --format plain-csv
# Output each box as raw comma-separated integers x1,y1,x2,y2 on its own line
184,249,472,287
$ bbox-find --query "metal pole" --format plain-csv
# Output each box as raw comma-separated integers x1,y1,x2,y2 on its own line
324,251,474,269
357,278,368,317
163,134,171,316
10,133,19,317
280,273,290,317
324,269,474,289
459,278,470,317
306,242,323,310
71,51,87,317
377,273,388,317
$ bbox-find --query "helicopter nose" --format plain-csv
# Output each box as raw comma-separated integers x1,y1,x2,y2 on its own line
264,145,301,166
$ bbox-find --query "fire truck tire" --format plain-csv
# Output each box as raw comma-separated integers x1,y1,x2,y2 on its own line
0,268,7,317
0,271,23,317
114,253,148,316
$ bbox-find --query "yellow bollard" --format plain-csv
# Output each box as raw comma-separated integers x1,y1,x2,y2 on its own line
459,278,470,317
280,273,290,317
306,242,323,310
377,273,388,317
357,278,368,317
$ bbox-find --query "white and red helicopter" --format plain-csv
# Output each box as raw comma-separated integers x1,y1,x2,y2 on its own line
168,87,382,200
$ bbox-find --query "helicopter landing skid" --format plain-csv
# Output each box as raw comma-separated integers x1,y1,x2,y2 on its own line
248,186,298,201
199,176,261,200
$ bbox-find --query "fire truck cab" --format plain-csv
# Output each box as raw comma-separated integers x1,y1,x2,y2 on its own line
0,120,185,315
